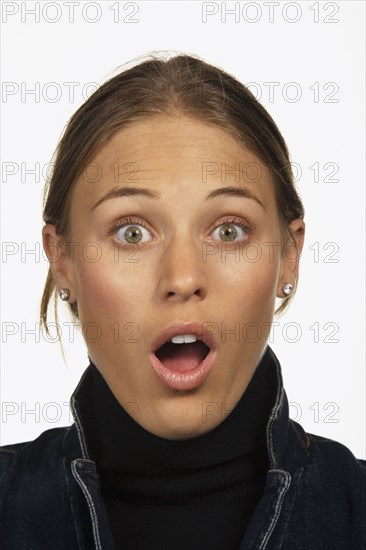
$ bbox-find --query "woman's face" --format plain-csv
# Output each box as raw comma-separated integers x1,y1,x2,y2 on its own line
43,115,304,440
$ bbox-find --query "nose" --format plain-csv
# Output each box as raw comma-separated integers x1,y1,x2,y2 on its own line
156,234,208,302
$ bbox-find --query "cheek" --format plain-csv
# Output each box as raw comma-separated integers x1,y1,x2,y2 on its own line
73,253,147,325
222,250,280,318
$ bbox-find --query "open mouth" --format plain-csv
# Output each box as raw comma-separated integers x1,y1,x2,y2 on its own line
154,340,210,372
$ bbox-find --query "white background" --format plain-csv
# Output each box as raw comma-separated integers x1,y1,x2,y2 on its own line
1,1,365,458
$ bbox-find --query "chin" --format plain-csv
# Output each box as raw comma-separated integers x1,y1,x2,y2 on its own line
147,400,205,439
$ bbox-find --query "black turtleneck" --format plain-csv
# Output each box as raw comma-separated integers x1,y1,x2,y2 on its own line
76,345,278,550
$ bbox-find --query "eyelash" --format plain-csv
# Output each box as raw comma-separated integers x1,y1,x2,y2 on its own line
106,215,255,248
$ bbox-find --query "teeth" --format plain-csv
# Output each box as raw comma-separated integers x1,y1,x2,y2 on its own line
170,334,198,344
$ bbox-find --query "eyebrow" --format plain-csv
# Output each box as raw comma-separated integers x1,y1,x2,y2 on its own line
91,185,266,211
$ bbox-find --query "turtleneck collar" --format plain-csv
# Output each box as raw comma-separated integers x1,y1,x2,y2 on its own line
72,345,278,476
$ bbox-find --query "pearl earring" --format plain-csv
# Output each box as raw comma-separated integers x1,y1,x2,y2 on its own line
59,288,70,301
282,282,293,296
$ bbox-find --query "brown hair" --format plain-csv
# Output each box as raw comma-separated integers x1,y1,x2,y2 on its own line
40,51,304,354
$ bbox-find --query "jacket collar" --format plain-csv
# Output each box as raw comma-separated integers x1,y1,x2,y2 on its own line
61,345,311,549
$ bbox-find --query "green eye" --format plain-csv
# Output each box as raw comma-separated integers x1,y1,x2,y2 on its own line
123,226,144,244
211,218,253,243
107,215,254,249
107,216,153,247
218,223,238,242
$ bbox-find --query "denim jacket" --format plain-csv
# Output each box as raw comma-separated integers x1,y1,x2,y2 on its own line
1,347,365,549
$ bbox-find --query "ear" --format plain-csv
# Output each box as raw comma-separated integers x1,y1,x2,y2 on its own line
42,224,77,303
277,219,305,298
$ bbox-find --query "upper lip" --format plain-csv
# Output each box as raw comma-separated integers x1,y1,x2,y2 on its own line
150,322,218,353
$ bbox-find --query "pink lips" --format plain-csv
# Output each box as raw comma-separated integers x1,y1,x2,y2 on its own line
149,322,218,391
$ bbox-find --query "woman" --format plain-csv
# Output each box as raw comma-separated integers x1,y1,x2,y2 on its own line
0,53,365,550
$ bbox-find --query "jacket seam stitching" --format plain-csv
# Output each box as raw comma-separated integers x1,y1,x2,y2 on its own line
260,471,291,549
71,461,102,550
290,421,311,456
71,399,89,460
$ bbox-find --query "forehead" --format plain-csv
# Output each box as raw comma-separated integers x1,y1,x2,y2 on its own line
72,115,276,211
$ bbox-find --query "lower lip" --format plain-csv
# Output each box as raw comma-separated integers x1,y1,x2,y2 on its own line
149,348,217,391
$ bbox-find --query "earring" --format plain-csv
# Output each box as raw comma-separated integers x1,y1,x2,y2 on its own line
282,282,293,296
59,288,70,301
